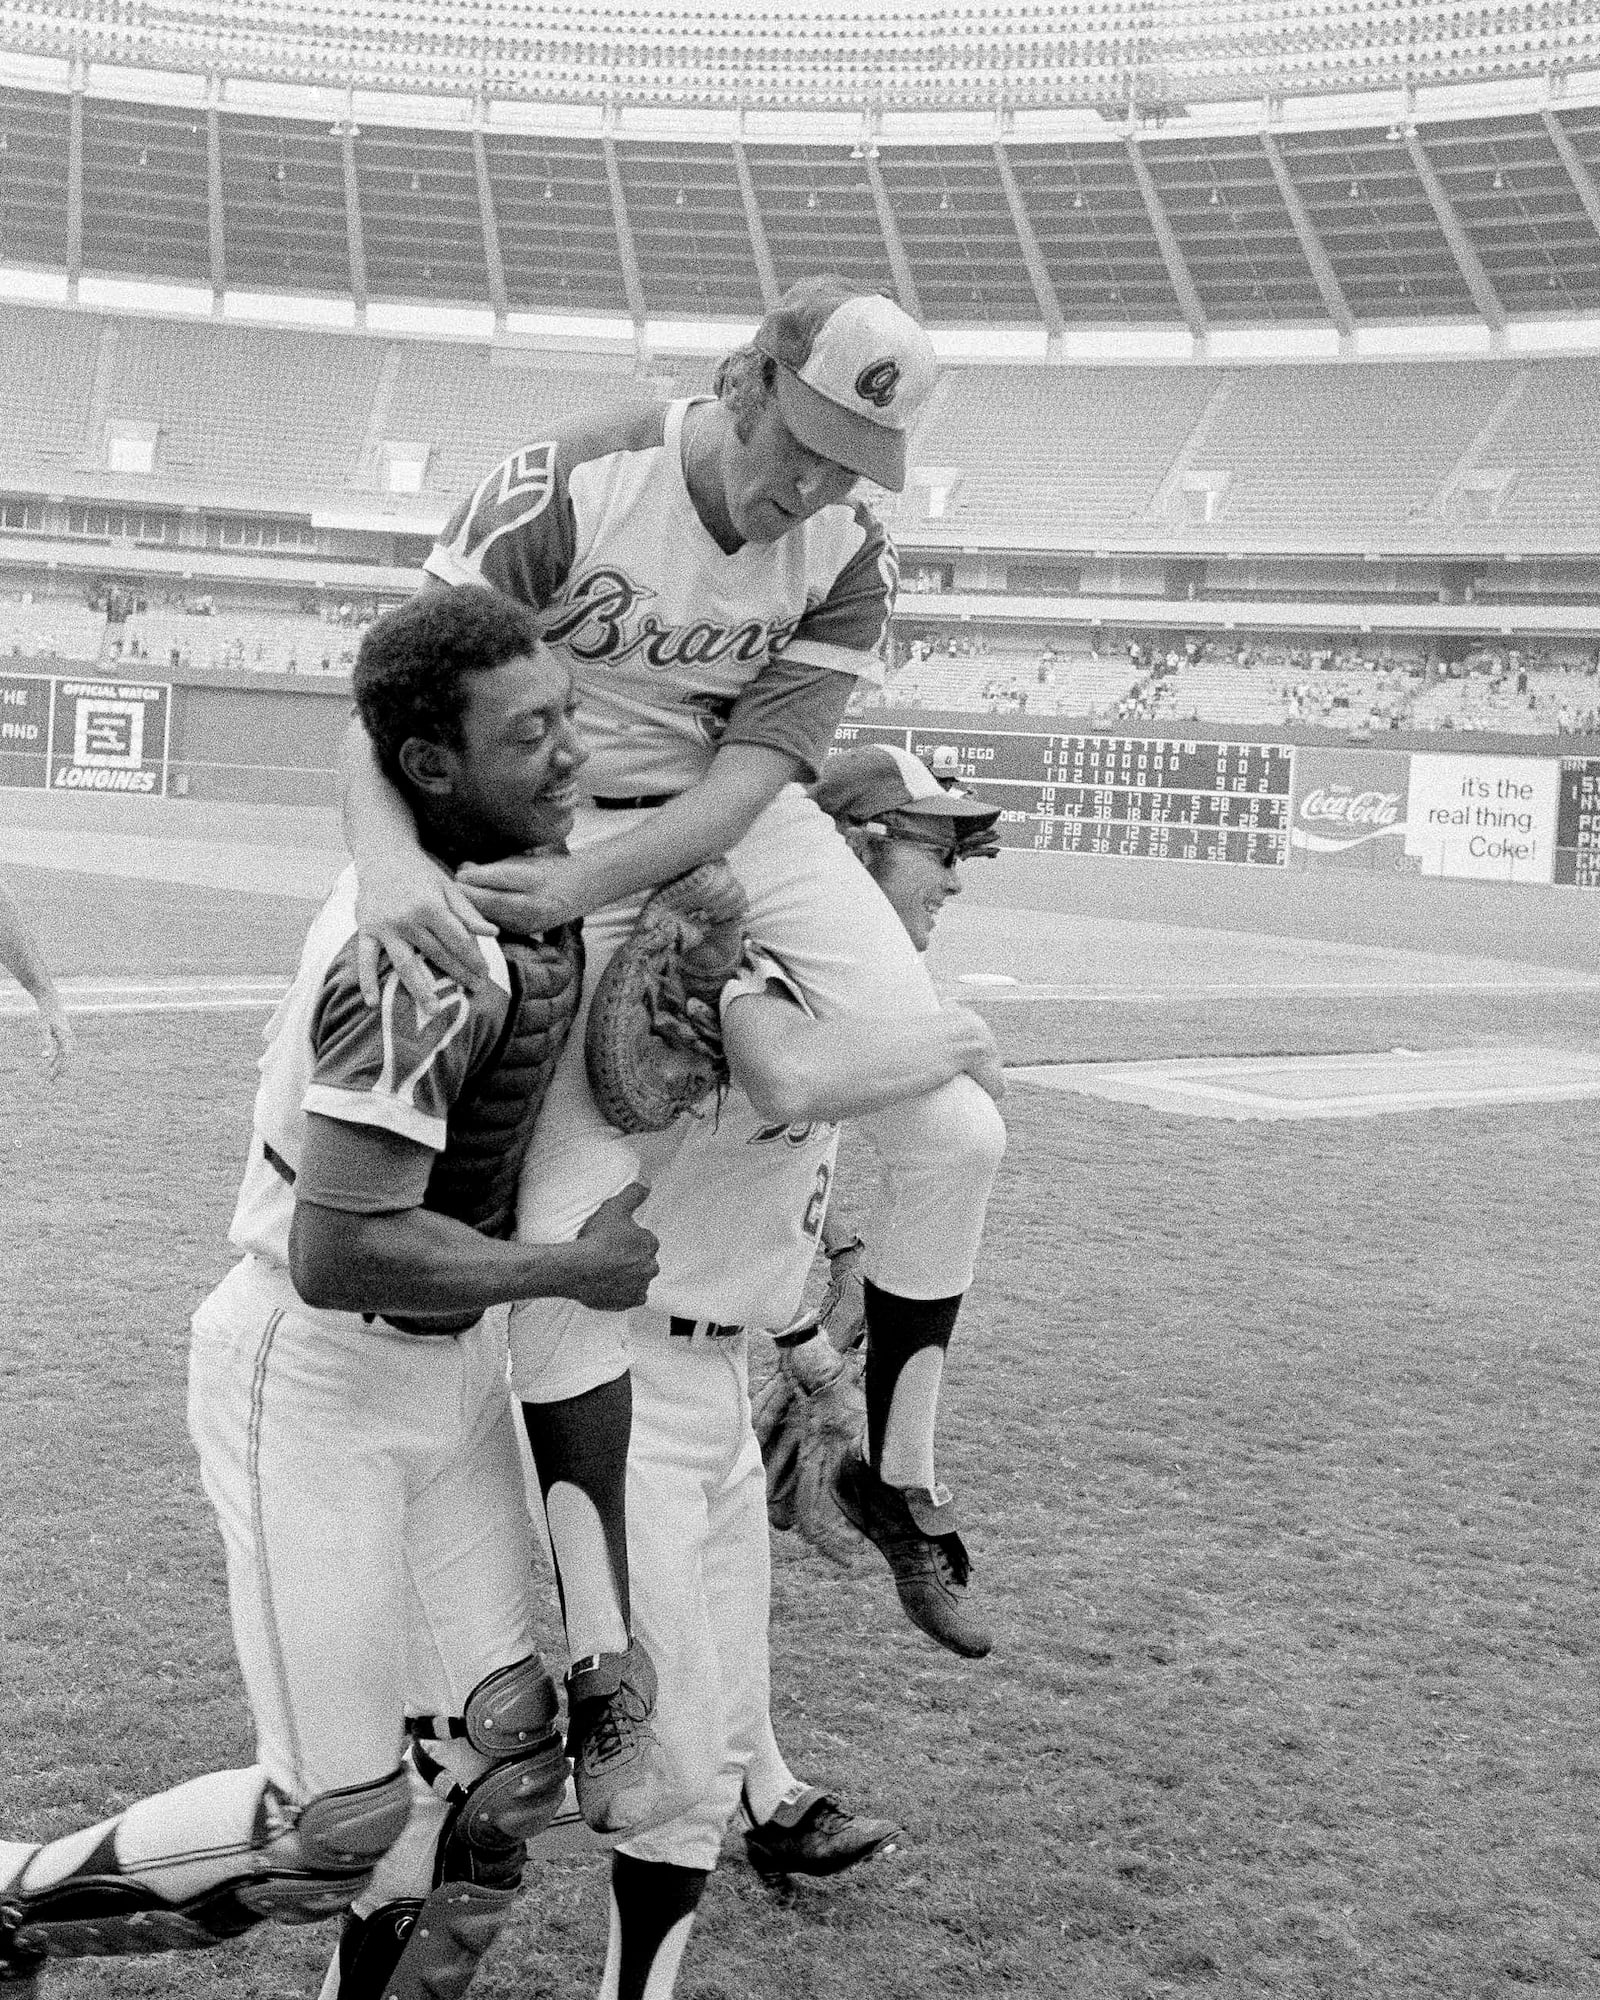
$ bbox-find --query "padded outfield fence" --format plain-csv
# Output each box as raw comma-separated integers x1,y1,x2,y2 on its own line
3,661,1598,890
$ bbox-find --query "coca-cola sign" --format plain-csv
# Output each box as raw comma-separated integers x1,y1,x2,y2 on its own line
1297,785,1403,837
1289,750,1413,869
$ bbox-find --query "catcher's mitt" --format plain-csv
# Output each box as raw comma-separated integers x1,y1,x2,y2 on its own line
783,1334,869,1568
586,860,749,1134
747,1331,801,1531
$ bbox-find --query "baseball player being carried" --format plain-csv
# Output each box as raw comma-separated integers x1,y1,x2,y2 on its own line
522,741,1006,2000
342,280,1007,1764
0,589,659,2000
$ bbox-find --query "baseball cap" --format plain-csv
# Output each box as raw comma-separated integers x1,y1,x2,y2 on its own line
752,275,939,493
811,743,1000,833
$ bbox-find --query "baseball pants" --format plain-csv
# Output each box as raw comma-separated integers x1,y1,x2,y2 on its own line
507,781,1006,1402
612,1312,771,1873
188,1255,545,1806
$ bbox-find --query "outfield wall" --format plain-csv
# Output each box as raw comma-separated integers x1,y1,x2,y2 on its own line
837,717,1600,891
3,667,1597,891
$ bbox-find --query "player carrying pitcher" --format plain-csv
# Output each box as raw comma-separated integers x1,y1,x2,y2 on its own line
342,278,1007,1802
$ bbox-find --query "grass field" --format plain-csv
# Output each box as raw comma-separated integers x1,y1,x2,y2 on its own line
2,832,1598,2000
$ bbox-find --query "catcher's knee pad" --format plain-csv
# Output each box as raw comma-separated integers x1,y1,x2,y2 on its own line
0,1764,409,1967
323,1661,565,2000
408,1656,569,1886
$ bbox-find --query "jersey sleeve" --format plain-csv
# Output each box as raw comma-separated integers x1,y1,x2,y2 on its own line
776,505,899,685
720,654,858,782
422,440,579,610
302,937,508,1153
720,945,808,1018
295,1115,437,1216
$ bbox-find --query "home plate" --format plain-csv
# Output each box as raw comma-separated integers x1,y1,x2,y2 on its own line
1008,1045,1600,1121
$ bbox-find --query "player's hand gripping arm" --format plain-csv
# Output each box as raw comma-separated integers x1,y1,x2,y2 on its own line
340,718,499,1006
289,1180,658,1317
0,876,73,1079
722,993,1006,1125
454,742,798,936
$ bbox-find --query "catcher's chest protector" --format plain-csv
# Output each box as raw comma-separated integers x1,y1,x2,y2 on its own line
424,925,585,1241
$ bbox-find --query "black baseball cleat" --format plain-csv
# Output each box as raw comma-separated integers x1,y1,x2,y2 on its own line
834,1447,994,1659
743,1789,899,1879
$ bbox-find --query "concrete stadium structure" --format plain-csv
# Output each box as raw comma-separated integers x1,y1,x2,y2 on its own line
0,0,1598,747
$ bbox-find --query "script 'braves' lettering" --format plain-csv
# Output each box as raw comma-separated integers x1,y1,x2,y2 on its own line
543,567,800,673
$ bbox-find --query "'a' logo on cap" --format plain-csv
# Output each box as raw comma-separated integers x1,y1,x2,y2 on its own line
854,357,901,409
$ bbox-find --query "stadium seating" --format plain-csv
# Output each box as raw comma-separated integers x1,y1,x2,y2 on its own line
0,593,106,662
386,346,640,500
7,2,1595,112
885,367,1216,545
112,607,357,675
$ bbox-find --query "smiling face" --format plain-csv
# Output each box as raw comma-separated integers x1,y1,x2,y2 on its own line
718,394,860,545
424,650,586,854
872,834,962,954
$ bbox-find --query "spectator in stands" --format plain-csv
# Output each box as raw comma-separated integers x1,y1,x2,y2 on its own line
0,875,73,1080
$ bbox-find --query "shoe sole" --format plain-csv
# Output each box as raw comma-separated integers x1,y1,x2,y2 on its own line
837,1462,994,1659
746,1827,899,1879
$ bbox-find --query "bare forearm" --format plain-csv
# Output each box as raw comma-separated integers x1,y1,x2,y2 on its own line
731,1009,988,1124
341,717,420,868
290,1202,584,1315
562,745,796,911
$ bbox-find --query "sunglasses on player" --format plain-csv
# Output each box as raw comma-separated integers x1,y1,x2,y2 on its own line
872,816,1000,866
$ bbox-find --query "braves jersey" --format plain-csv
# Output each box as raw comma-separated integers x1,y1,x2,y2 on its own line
228,866,516,1274
424,399,898,795
638,949,840,1330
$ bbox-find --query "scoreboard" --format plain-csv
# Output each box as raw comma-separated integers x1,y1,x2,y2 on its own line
905,729,1295,867
1555,759,1600,889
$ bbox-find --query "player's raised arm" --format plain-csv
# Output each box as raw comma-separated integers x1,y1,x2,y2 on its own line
456,737,804,934
341,714,499,1006
723,990,1004,1124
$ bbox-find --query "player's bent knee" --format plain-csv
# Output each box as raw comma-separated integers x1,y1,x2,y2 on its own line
408,1656,569,1888
900,1073,1007,1179
0,1765,411,1966
324,1662,568,2000
458,1654,562,1757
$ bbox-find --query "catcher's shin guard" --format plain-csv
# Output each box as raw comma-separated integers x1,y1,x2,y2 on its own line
0,1764,409,1970
321,1657,567,2000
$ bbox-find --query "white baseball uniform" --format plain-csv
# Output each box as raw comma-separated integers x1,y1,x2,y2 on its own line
423,400,1005,1407
614,951,841,1872
202,866,544,1804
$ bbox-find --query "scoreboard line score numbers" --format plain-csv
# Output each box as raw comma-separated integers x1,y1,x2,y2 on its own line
1556,759,1600,888
907,730,1295,868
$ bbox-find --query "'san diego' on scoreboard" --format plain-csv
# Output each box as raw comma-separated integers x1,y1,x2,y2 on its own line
852,725,1295,866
